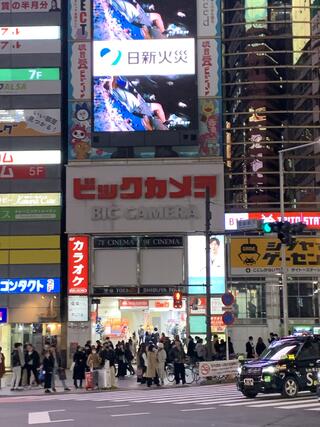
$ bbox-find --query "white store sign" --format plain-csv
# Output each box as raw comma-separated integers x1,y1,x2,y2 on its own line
0,150,61,165
66,161,225,234
68,295,88,322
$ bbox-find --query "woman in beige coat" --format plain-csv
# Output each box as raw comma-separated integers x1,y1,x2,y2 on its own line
146,344,160,387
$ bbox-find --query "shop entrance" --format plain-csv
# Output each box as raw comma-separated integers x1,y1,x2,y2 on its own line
93,297,186,343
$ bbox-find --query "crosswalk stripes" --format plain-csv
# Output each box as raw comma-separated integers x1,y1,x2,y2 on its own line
0,383,319,413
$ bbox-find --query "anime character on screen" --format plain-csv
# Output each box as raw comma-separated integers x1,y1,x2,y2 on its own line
98,76,168,131
95,0,166,39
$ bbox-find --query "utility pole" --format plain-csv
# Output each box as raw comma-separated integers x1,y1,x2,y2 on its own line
205,187,212,360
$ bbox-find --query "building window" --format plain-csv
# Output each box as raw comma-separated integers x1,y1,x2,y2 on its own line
228,279,266,320
287,280,319,318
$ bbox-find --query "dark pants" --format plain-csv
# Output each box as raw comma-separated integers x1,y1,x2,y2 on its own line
26,365,40,385
174,362,186,384
147,376,160,387
74,379,83,388
44,372,52,390
117,361,127,377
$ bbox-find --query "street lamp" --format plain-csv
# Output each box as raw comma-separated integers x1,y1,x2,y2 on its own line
279,140,320,336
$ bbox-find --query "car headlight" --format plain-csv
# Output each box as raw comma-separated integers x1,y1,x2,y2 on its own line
262,366,277,375
237,366,242,375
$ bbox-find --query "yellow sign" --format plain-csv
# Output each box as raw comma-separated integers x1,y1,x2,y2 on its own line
230,237,320,276
0,193,61,207
292,0,311,64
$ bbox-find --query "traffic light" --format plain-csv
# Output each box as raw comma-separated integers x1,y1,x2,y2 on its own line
173,290,183,309
260,221,306,245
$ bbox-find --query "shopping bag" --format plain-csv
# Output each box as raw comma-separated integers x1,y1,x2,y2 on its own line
85,371,94,390
58,368,67,381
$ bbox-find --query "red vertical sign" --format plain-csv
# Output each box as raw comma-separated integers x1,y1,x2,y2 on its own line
68,235,89,295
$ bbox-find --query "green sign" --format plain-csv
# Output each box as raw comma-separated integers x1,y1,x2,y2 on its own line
0,68,60,81
0,207,61,221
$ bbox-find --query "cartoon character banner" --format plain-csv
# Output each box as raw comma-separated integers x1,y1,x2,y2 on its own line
0,109,60,137
198,98,222,156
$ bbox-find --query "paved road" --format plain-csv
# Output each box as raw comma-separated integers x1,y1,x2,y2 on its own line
0,383,319,426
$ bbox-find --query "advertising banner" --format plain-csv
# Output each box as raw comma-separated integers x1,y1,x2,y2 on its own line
70,0,91,41
66,161,225,233
198,98,221,156
68,296,89,322
230,237,320,276
0,81,60,95
0,68,59,81
0,109,61,137
225,212,320,230
0,308,7,323
189,296,223,315
197,0,221,37
197,38,221,98
70,42,91,100
0,278,60,294
0,165,46,179
0,0,61,12
119,299,149,309
68,235,89,295
0,26,60,40
0,150,60,165
0,40,61,55
188,235,225,294
92,0,197,133
0,206,60,221
0,193,61,207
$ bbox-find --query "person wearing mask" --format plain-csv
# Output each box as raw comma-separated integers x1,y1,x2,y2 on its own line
73,346,86,389
50,345,70,392
156,342,167,385
11,343,24,391
256,337,267,357
137,343,147,384
87,346,101,370
25,344,40,388
146,344,159,387
170,339,186,385
42,350,54,393
0,346,5,389
246,336,255,359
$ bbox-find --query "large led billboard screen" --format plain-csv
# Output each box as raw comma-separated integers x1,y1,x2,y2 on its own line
92,0,197,134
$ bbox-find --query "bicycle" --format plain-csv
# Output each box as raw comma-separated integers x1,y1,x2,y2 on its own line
165,363,196,384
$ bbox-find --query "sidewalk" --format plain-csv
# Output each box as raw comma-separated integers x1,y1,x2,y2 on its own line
0,369,203,397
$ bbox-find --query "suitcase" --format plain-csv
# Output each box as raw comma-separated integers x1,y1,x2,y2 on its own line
98,368,111,390
85,371,94,390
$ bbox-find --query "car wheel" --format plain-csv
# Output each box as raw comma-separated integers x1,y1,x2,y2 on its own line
242,390,258,398
282,377,299,398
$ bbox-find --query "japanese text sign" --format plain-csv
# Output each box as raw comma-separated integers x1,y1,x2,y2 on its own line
0,1,61,12
0,278,60,294
68,236,89,295
230,237,320,276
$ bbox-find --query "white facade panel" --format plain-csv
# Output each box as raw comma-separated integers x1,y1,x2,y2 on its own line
94,249,137,287
140,249,183,286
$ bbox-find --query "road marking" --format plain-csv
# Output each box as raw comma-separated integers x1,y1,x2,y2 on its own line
96,405,130,409
28,410,74,425
306,407,320,411
111,412,150,417
279,402,320,410
180,407,216,412
249,398,317,408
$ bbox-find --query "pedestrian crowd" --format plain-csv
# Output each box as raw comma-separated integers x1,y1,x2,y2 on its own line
245,333,279,359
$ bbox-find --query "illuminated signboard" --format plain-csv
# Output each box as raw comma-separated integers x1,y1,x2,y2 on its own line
0,81,61,95
0,40,61,55
0,308,7,323
0,206,61,221
0,68,60,81
0,193,61,207
0,0,61,12
92,0,197,133
0,165,46,179
0,109,60,137
68,236,89,295
0,278,60,294
68,296,88,322
188,235,225,295
0,26,61,40
0,151,61,165
225,212,320,230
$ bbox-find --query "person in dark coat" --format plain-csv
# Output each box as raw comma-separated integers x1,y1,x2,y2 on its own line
246,336,255,359
115,343,127,378
42,351,54,393
73,346,86,388
187,336,196,362
124,342,135,375
25,344,40,387
256,337,267,357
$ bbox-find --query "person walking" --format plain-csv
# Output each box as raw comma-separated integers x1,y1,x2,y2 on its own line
42,350,54,393
138,325,144,345
171,339,186,385
73,346,86,389
124,342,135,375
0,346,5,389
256,337,267,357
11,343,24,391
137,343,147,384
115,343,127,379
146,344,160,387
50,345,70,391
100,342,117,389
157,342,167,385
131,332,138,360
25,344,40,388
246,336,255,359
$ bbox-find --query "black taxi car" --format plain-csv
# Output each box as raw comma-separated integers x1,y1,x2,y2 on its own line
237,335,320,398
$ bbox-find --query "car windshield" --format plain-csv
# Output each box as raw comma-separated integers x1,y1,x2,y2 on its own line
259,342,300,361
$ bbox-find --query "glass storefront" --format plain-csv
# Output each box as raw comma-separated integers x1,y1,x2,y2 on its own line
93,297,186,344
